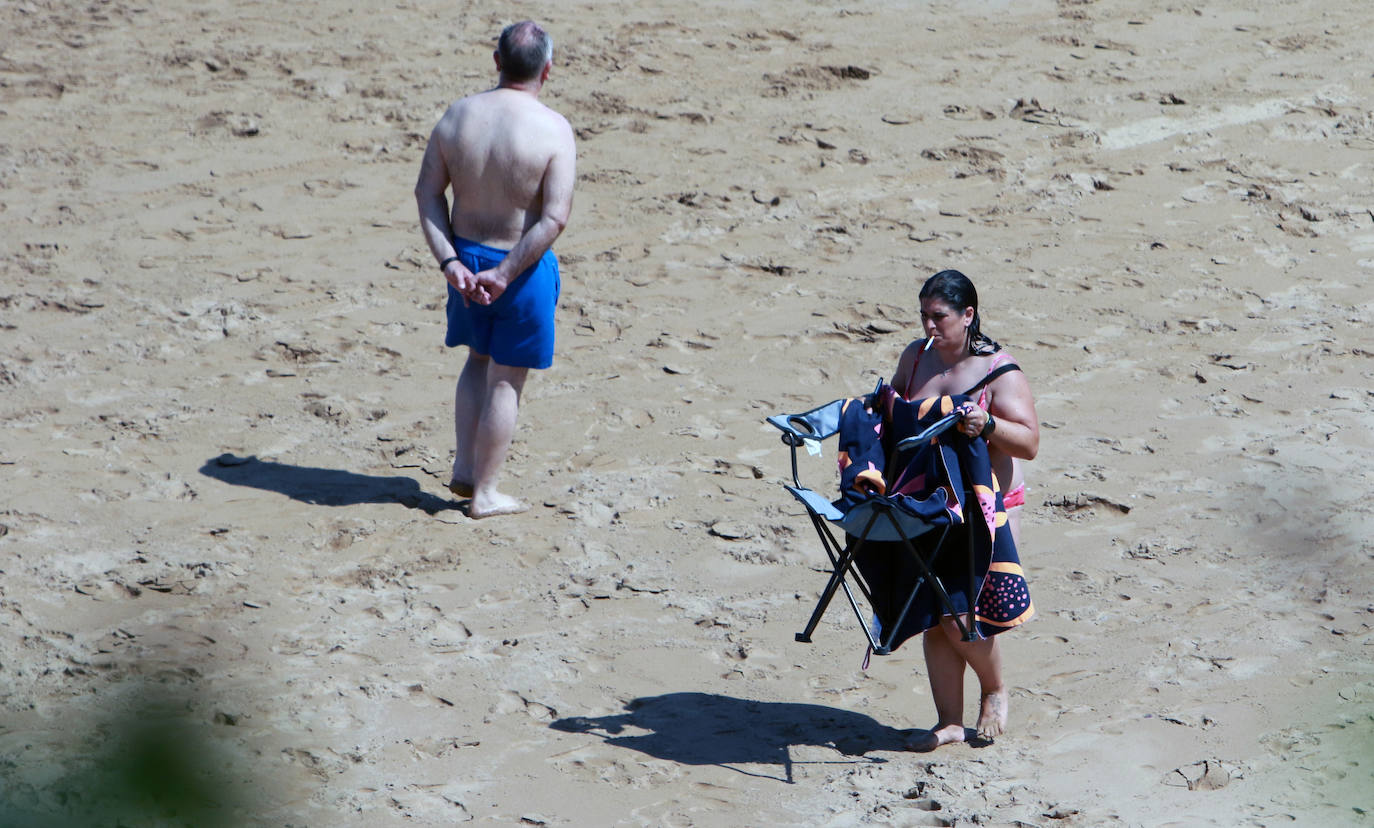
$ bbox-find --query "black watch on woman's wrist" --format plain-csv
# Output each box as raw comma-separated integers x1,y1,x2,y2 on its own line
980,414,996,440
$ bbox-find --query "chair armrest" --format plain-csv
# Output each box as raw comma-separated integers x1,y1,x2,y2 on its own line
766,399,846,443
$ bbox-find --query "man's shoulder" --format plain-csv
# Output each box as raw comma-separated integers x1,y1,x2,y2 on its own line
441,90,573,150
435,95,475,131
521,100,575,149
542,101,572,125
543,105,575,142
523,96,571,127
446,89,492,115
456,90,565,121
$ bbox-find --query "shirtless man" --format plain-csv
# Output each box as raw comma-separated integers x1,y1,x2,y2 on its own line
415,21,576,518
890,269,1039,751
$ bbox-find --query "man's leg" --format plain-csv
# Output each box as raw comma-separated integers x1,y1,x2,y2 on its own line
468,359,530,518
450,351,489,496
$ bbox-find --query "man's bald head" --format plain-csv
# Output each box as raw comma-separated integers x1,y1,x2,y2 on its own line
497,21,553,83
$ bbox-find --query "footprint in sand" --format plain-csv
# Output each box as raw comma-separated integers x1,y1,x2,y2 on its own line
423,617,472,649
1163,758,1239,791
380,784,473,822
493,690,558,722
281,746,348,780
905,795,946,813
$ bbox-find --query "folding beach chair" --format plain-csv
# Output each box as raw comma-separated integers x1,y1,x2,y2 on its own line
767,384,1033,656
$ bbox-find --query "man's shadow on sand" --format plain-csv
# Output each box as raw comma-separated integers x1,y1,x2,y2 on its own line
550,692,912,784
199,454,458,515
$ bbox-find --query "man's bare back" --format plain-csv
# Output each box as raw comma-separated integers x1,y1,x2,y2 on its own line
415,27,574,306
434,88,572,249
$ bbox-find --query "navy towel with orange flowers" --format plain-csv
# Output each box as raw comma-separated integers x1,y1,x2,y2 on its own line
834,386,1033,648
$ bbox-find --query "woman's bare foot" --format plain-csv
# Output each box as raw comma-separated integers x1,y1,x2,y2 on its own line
447,479,474,499
467,490,529,519
976,689,1008,740
905,723,966,752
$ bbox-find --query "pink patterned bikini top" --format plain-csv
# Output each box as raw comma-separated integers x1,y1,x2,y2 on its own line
901,342,1020,408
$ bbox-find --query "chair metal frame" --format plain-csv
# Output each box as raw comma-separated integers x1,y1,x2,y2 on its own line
768,398,979,654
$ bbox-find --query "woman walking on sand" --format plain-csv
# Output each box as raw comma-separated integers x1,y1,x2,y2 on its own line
888,269,1040,750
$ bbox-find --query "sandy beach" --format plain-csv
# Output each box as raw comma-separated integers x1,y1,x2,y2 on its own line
2,0,1372,824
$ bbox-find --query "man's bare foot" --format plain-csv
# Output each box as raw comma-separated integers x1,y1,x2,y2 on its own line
976,689,1008,740
905,724,966,752
467,491,529,519
447,479,474,499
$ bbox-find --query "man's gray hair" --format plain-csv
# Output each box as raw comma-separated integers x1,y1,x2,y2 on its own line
498,21,553,82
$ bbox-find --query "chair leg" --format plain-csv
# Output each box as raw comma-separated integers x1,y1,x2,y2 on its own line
795,521,856,642
879,520,970,651
869,503,988,649
796,507,884,650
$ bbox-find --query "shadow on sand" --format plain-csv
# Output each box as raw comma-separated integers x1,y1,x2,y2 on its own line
199,454,458,515
550,691,911,783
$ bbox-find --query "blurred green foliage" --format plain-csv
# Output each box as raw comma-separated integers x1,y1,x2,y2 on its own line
0,684,252,828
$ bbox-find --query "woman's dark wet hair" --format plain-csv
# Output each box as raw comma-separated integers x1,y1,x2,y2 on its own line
919,269,1000,355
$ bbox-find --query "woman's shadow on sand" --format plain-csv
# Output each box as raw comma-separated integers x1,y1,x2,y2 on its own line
199,454,457,515
550,692,910,783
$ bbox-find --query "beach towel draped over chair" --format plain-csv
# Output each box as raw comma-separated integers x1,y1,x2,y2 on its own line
768,384,1033,656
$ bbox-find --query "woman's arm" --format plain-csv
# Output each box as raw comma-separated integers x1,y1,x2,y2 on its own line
984,365,1038,460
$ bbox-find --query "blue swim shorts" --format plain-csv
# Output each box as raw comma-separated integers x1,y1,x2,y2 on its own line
444,237,560,370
